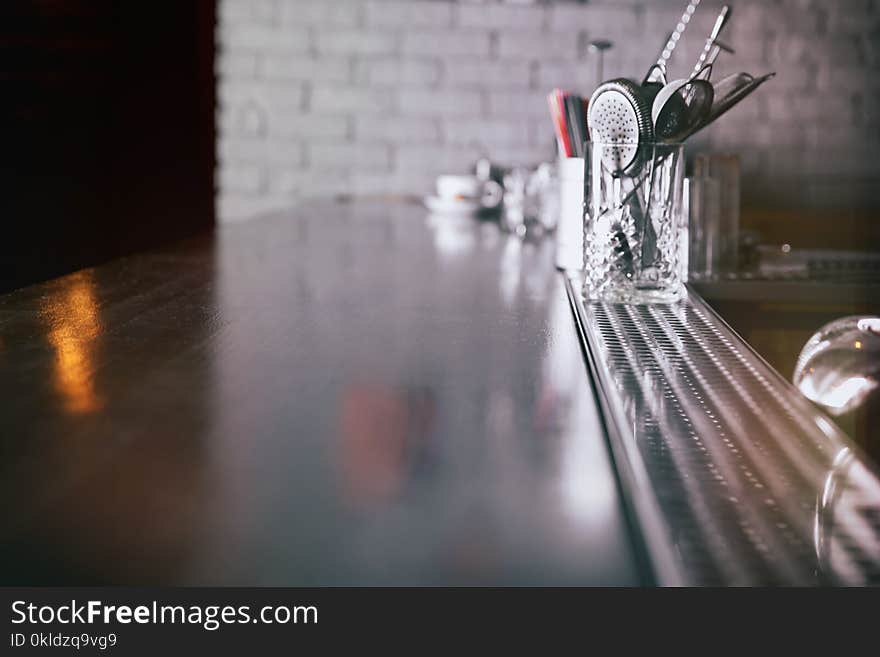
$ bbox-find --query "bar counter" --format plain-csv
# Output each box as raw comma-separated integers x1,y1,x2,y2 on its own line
0,200,638,585
2,199,878,585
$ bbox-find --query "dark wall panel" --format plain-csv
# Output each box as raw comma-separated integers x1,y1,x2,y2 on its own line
0,1,216,292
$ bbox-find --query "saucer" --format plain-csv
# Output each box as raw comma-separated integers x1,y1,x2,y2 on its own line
423,195,482,217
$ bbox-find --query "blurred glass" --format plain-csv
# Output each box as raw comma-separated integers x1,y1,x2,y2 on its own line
686,175,722,280
501,163,559,239
693,153,740,277
531,162,559,233
501,167,529,237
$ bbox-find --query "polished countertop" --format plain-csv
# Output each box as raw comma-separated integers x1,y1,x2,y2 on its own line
0,200,640,585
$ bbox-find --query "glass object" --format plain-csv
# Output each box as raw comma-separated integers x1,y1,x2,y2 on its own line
531,162,559,234
501,167,529,236
793,316,880,417
502,163,560,239
686,175,722,280
582,142,685,303
693,153,740,277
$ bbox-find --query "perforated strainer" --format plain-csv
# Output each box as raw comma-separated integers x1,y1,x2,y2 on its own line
652,77,714,142
587,79,653,176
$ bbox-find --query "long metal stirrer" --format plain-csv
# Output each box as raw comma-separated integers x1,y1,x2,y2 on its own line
690,5,732,80
648,0,702,83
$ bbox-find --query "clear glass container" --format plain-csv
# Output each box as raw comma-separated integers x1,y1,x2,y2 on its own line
582,142,685,303
686,175,722,280
793,316,880,417
692,153,740,278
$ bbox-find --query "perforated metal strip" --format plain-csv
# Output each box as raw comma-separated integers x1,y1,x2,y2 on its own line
566,277,880,585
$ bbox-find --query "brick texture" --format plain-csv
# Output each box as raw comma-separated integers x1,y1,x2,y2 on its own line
217,0,880,221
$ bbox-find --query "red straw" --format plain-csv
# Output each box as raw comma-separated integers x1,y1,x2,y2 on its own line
547,88,572,157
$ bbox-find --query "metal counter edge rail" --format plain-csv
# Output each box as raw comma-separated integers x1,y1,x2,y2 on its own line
564,274,880,586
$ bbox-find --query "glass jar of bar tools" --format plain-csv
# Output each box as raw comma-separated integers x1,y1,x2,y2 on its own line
582,141,685,303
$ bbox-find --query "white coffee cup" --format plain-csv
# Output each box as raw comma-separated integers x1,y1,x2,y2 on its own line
436,175,481,200
556,157,585,271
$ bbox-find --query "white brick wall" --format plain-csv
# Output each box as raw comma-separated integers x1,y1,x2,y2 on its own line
217,0,880,221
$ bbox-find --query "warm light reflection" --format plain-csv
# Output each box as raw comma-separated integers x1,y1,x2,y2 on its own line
42,271,103,414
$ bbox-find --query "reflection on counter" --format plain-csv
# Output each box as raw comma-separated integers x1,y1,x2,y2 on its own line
41,270,103,414
162,200,640,584
339,385,436,507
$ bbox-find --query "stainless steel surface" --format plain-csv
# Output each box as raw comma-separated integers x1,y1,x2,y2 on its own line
566,276,880,585
754,247,880,283
0,200,639,585
692,247,880,304
692,279,880,306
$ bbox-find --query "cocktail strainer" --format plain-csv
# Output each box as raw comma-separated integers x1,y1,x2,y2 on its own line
652,78,714,142
587,79,653,176
706,71,776,127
